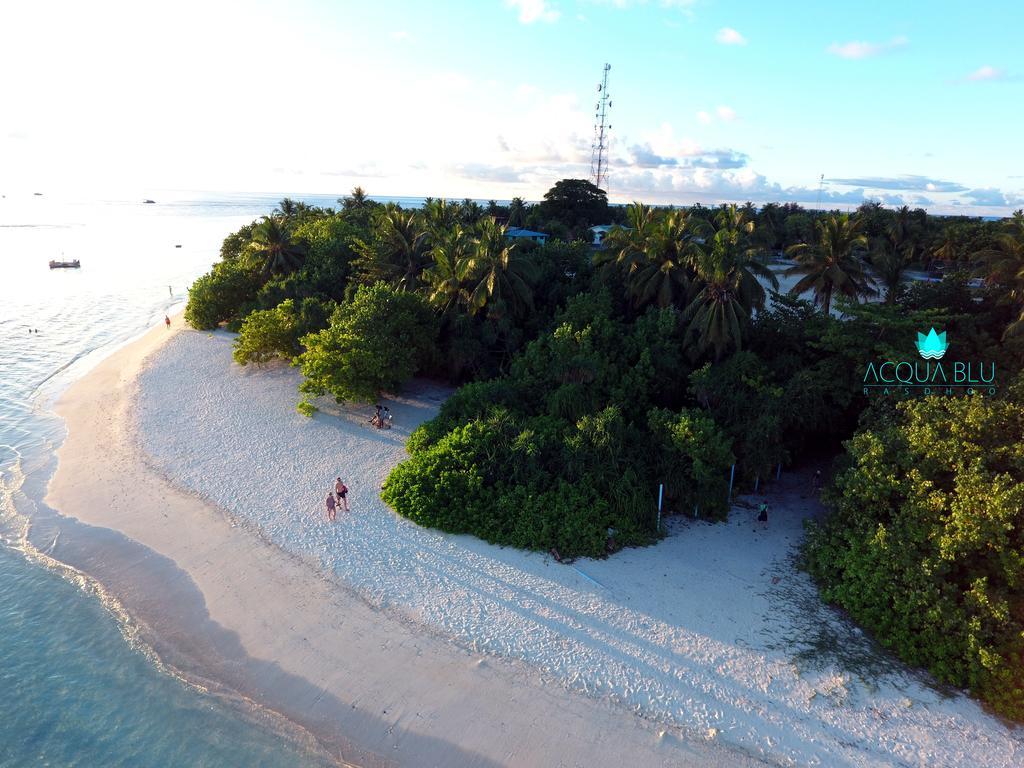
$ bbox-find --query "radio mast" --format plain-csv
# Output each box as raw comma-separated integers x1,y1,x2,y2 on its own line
590,63,612,191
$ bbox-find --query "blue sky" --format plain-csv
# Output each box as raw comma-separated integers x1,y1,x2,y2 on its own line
2,0,1021,213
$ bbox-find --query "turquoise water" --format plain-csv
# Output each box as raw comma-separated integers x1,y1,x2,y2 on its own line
0,192,345,768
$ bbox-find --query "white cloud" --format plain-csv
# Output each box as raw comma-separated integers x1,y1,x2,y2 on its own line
583,0,695,11
505,0,560,24
827,35,908,59
715,27,746,46
695,106,738,125
966,65,1004,81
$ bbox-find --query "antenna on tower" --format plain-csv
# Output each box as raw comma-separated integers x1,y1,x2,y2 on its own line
814,173,825,210
591,63,612,191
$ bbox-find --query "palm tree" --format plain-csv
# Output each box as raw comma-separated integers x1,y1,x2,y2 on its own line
340,186,369,211
275,197,299,220
977,215,1024,338
508,197,527,227
422,225,473,314
376,206,430,290
785,213,874,314
1007,209,1024,238
422,198,461,236
871,238,913,304
250,216,305,277
871,212,920,303
464,218,536,320
596,202,655,279
624,209,705,310
681,206,778,359
756,202,784,252
460,198,483,224
930,227,961,266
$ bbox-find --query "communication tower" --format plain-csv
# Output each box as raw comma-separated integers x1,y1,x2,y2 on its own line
590,63,613,191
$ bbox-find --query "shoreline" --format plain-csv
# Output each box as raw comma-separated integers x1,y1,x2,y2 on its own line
43,318,760,768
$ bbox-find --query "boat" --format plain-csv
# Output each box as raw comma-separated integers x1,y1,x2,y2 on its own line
49,259,81,269
143,199,156,204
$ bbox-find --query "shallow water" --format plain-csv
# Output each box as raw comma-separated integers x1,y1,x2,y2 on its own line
0,191,343,767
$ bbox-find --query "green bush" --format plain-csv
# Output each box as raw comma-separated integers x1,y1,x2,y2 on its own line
296,282,438,407
382,418,619,558
805,383,1024,719
648,408,734,519
233,299,300,366
184,259,263,330
382,295,739,558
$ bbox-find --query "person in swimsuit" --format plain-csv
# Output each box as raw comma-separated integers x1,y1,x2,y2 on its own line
335,477,349,512
325,492,337,521
165,315,171,329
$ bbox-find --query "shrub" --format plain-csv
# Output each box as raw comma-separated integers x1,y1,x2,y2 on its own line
184,259,263,330
233,299,300,366
805,383,1024,720
296,282,438,407
648,408,734,519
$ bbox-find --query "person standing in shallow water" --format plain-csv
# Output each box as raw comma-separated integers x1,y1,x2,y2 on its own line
325,492,337,522
164,315,171,330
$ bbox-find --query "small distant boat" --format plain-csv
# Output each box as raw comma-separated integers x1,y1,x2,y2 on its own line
49,259,81,269
143,199,156,204
33,192,43,196
174,244,182,248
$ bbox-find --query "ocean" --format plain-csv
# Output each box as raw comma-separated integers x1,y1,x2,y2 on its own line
0,192,345,767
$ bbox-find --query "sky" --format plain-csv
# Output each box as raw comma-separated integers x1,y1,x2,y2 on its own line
1,0,1021,214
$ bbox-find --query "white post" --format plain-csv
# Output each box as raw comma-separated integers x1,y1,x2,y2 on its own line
657,483,663,531
776,462,782,481
754,474,760,494
728,463,736,502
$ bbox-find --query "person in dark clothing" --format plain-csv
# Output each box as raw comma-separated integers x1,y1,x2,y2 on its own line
757,501,768,529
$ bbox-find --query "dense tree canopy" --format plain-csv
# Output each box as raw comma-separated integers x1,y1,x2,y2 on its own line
536,178,610,236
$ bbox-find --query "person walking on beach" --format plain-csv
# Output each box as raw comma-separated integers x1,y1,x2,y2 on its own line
383,406,392,429
164,314,171,330
811,469,823,492
325,492,337,522
757,501,769,529
335,478,349,512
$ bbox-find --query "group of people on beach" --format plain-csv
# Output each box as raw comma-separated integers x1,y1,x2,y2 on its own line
370,404,392,429
324,477,349,521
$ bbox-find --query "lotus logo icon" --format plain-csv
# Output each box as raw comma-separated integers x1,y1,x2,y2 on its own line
916,328,948,360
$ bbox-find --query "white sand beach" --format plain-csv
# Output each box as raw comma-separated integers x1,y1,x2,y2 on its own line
48,320,1023,767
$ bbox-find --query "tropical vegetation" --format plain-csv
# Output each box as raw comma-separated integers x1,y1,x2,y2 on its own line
185,185,1024,717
